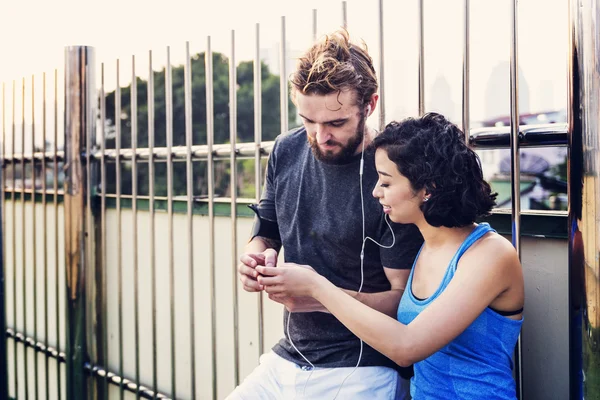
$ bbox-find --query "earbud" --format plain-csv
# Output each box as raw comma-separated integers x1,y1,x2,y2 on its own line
366,105,371,115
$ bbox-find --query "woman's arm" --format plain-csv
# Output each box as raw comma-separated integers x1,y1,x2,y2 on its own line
256,236,522,366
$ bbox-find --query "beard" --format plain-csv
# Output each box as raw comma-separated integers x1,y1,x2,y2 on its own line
308,112,367,165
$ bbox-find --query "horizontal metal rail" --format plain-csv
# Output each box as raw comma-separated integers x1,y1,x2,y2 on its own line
6,329,66,362
0,123,567,166
1,189,65,196
88,367,170,400
470,123,568,148
0,142,273,164
0,191,568,220
1,150,65,163
6,329,170,399
492,207,567,217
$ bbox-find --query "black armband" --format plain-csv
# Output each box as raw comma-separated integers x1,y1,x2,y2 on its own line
248,204,281,242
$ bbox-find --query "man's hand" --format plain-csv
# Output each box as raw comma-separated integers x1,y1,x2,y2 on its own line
256,262,322,298
238,248,278,292
267,294,329,313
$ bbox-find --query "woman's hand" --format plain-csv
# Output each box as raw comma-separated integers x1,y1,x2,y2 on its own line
255,262,326,298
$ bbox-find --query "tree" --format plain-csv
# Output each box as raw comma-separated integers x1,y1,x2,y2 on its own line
102,52,296,199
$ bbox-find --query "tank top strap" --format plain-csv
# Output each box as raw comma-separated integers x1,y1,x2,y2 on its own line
405,223,497,304
449,223,496,269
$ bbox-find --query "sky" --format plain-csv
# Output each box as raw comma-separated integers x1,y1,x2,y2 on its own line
0,0,569,148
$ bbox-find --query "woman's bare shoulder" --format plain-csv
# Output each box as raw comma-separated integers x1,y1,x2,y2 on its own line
462,231,521,275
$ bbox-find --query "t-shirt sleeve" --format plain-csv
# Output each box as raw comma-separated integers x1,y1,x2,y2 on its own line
256,138,278,222
380,222,423,270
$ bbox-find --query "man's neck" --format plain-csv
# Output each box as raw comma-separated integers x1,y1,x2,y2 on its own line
361,126,377,149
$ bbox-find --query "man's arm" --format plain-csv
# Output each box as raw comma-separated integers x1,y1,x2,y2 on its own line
342,267,409,317
245,236,281,254
355,221,420,317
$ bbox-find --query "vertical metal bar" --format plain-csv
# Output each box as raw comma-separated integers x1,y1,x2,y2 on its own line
378,0,385,131
62,67,68,400
64,45,95,400
42,72,49,400
462,0,470,144
131,54,141,400
508,2,523,399
85,59,94,399
279,17,288,134
85,54,97,400
0,81,8,400
115,58,124,400
99,63,108,400
11,79,18,400
30,74,39,400
341,1,347,30
53,68,61,400
205,36,217,400
417,0,425,116
312,9,317,42
165,46,176,399
184,41,196,400
21,76,28,400
229,30,240,387
147,50,158,400
253,22,265,358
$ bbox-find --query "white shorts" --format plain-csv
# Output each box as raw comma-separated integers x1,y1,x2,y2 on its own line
226,351,411,400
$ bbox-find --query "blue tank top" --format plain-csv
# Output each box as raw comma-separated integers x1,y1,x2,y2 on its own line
397,223,523,399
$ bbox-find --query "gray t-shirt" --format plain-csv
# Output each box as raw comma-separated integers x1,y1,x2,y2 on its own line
258,127,423,375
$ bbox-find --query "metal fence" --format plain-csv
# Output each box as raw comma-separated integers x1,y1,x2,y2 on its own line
2,71,68,400
1,0,596,399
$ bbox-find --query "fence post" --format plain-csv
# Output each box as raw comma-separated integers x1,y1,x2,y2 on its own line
568,0,600,397
0,134,6,400
64,46,96,400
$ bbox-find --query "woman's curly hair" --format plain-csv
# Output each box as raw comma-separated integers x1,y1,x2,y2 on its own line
290,29,377,108
372,112,497,228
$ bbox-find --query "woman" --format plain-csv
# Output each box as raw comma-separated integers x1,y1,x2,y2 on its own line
255,112,524,399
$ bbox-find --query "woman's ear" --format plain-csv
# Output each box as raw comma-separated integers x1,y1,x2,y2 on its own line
415,187,428,203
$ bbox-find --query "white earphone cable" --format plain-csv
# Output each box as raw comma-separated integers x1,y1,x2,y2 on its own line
289,118,395,400
331,125,395,400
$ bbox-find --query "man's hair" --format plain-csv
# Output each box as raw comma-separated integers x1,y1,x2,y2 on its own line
372,112,498,228
290,29,378,107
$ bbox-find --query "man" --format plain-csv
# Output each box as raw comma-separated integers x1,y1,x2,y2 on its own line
229,30,423,399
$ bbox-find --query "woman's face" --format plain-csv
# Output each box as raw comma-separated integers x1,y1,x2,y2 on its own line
372,148,426,224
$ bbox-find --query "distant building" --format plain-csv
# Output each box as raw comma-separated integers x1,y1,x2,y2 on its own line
261,42,303,125
538,80,556,111
260,42,301,79
484,62,530,121
428,75,455,122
